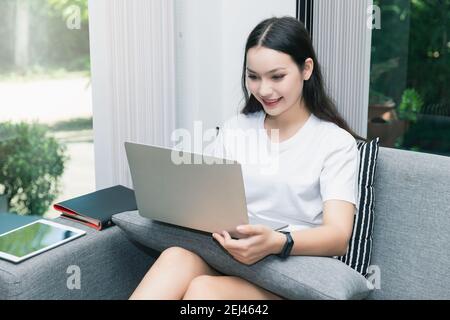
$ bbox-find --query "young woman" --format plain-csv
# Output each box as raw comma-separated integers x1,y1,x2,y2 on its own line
130,16,363,300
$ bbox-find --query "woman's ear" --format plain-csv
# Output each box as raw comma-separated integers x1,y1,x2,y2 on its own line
303,58,314,81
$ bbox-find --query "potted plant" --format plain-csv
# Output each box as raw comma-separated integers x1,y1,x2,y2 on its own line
368,89,396,120
368,58,400,121
367,88,400,147
0,121,68,216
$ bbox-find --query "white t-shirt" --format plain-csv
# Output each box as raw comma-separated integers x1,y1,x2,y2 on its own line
210,110,359,232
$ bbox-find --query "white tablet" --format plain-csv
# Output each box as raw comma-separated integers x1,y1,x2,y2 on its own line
0,219,86,263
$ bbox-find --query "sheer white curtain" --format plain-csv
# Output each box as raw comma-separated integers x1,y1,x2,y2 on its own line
313,0,373,137
88,0,176,189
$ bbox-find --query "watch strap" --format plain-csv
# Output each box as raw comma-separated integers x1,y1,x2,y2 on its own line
278,231,294,259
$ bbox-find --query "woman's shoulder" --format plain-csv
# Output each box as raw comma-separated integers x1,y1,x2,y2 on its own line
314,117,357,149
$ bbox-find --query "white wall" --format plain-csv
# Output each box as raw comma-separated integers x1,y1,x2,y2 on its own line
174,0,296,136
174,0,222,137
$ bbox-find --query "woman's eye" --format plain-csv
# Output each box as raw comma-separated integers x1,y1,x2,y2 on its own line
246,74,285,81
272,75,285,80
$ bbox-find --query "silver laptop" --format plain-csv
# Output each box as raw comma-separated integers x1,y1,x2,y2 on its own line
124,142,287,238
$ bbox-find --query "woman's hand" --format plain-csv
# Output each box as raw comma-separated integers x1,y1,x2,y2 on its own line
212,225,285,265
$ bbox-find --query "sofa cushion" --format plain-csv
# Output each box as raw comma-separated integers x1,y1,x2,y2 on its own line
337,137,380,277
112,210,373,300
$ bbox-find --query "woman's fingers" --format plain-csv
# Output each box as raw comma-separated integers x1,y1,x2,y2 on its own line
213,231,251,253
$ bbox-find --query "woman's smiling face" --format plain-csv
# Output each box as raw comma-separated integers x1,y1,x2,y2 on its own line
246,46,311,117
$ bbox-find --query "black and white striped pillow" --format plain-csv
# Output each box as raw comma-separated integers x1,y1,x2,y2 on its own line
338,137,380,277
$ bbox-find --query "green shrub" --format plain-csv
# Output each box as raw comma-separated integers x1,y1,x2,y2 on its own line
398,88,424,122
0,121,68,216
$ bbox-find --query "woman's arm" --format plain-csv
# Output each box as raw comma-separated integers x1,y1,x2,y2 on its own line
213,199,355,265
274,200,355,257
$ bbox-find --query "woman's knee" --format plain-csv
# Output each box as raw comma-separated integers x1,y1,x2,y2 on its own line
157,247,216,275
158,247,207,269
159,246,199,261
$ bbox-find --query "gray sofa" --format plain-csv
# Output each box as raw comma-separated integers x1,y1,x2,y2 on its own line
1,146,449,299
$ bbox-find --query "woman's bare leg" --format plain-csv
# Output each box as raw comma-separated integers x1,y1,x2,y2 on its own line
129,246,221,300
183,275,283,300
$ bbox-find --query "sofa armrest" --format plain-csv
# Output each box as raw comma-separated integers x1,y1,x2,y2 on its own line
0,218,156,300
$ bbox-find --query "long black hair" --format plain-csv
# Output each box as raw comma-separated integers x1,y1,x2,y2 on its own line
241,16,365,141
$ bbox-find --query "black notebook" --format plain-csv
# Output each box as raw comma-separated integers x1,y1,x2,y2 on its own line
53,185,137,230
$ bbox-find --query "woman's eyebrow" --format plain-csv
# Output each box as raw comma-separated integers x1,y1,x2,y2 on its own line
246,67,286,74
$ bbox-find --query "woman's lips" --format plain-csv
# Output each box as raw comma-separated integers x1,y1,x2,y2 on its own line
262,97,282,107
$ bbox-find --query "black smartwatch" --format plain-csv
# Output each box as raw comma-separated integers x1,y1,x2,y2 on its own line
278,231,294,259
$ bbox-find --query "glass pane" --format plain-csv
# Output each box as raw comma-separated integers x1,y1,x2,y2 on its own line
0,221,77,257
0,0,94,218
368,0,450,156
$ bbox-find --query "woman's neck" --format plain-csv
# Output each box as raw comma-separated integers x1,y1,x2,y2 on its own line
264,97,311,131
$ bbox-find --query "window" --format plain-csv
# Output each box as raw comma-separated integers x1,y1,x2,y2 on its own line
368,0,450,156
0,0,94,218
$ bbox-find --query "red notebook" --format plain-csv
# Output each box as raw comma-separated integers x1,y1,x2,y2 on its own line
53,185,137,230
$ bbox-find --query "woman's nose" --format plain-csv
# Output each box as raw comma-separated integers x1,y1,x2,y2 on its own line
258,81,273,97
